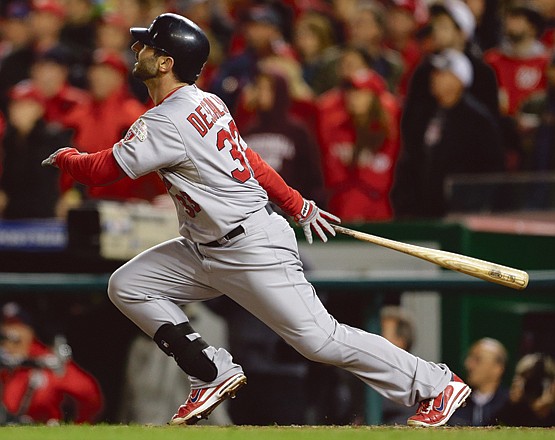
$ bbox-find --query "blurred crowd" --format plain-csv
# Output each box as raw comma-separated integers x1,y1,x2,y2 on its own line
0,0,554,221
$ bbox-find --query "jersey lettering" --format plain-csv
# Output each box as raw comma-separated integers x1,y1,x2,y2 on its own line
216,120,252,183
175,190,201,218
186,97,229,138
196,103,214,131
187,113,208,137
204,97,225,119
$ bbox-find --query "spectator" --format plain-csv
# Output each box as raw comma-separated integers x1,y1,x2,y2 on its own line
450,338,510,426
346,0,404,92
61,49,165,206
210,4,296,112
0,302,103,424
95,11,149,104
273,52,320,102
111,0,167,28
317,70,401,221
218,5,317,132
391,49,504,218
384,0,429,97
96,12,132,55
497,353,555,427
29,45,90,127
534,53,555,171
401,0,500,162
330,0,360,44
30,0,66,53
0,1,35,112
464,0,502,52
0,0,81,98
380,306,415,352
293,10,342,95
0,81,71,219
241,69,326,207
0,1,33,65
380,306,418,425
234,51,317,133
59,0,98,83
484,3,550,170
338,45,378,81
174,0,229,91
485,3,548,117
533,0,555,50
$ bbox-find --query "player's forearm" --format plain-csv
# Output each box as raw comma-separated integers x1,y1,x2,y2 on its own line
56,148,126,186
244,148,303,216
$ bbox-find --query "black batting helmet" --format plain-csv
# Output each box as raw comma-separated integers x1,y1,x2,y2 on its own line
130,13,210,83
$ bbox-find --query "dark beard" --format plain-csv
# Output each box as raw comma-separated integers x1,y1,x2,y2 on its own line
132,61,157,81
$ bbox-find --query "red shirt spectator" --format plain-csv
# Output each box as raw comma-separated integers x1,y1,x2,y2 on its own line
63,50,166,201
484,4,550,116
485,49,549,116
317,70,401,221
0,302,103,424
1,340,103,423
30,45,91,126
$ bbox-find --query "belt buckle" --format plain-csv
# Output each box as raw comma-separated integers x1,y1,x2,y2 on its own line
204,225,244,247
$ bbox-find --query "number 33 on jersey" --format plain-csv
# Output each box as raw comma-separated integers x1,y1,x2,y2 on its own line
112,85,268,244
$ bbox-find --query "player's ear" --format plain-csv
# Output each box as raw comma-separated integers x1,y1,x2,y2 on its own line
158,55,175,75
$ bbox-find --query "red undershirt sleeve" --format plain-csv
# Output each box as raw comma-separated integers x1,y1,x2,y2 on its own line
244,147,303,217
56,148,126,186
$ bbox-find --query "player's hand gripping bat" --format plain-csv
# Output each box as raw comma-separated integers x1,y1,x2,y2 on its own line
331,225,529,290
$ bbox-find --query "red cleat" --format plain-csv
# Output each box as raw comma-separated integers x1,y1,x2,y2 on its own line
407,374,471,427
170,373,247,425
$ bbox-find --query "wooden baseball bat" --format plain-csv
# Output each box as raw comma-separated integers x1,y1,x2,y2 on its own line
331,225,529,290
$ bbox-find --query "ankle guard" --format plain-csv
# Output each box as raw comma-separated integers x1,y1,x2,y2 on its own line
153,322,218,382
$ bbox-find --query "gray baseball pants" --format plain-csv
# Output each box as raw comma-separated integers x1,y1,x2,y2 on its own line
108,207,451,405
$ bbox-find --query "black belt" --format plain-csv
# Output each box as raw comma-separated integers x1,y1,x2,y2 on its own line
203,225,245,247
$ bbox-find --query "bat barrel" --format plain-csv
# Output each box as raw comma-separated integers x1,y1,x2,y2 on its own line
332,225,529,291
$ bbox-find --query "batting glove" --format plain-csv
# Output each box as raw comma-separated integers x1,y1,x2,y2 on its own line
295,199,341,244
41,147,78,168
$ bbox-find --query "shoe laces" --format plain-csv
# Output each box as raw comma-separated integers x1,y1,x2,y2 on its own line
416,397,434,415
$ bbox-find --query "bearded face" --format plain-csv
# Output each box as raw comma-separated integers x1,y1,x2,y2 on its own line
131,41,162,81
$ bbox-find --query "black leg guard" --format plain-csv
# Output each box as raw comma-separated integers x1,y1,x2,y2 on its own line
153,322,218,382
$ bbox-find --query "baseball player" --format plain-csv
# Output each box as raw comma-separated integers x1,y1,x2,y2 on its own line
42,14,470,427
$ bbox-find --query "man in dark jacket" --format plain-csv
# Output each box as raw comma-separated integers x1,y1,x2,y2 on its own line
391,49,504,218
0,81,71,219
242,69,326,208
450,338,510,426
401,0,500,171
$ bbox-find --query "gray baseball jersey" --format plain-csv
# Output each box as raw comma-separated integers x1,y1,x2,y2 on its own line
108,84,453,408
113,85,267,243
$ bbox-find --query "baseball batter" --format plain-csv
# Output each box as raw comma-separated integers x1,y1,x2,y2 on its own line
42,14,470,427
